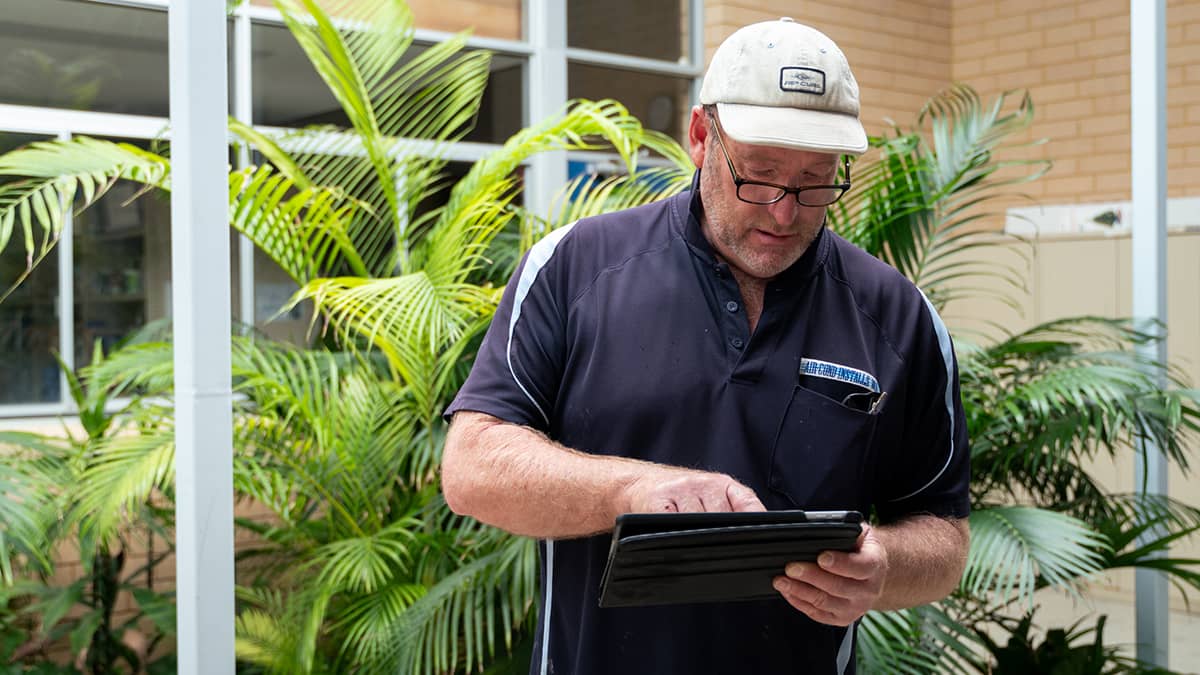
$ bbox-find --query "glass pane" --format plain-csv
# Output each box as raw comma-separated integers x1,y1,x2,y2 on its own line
568,64,692,144
248,0,522,40
252,22,523,143
73,177,159,368
0,133,61,404
568,0,688,62
0,0,169,116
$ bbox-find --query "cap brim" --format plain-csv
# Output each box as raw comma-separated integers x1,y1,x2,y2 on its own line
716,102,868,156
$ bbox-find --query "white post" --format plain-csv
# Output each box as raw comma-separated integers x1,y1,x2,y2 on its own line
234,7,256,329
169,1,235,673
1130,0,1169,667
524,0,568,226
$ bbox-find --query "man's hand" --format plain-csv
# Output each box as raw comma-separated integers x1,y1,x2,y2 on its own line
623,469,765,513
772,523,888,626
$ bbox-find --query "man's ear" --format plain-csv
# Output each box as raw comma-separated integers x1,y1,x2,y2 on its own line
687,105,709,169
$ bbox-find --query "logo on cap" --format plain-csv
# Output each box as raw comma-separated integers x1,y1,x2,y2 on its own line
779,67,825,95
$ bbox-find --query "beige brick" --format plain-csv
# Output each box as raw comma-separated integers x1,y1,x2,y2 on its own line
1170,124,1200,144
1077,37,1129,59
1037,119,1081,141
1086,112,1131,135
1085,152,1131,174
1093,94,1130,113
1029,81,1081,104
1045,98,1096,119
985,50,1030,72
1170,66,1188,86
952,36,999,61
1094,172,1133,196
955,58,986,79
1094,54,1131,76
1186,21,1200,42
1033,5,1077,26
1094,14,1130,37
1050,136,1096,157
1077,0,1127,19
955,3,998,25
1079,74,1129,97
1046,20,1096,42
1188,105,1200,124
1038,42,1079,65
1184,146,1200,163
1043,60,1094,83
1171,84,1200,104
985,14,1031,37
1043,174,1095,198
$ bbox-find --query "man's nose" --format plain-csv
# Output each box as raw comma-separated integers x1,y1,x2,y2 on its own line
766,196,801,225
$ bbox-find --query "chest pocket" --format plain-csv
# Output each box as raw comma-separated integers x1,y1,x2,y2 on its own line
767,377,881,512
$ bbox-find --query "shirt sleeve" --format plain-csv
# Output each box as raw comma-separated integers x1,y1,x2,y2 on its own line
875,294,971,523
443,225,575,432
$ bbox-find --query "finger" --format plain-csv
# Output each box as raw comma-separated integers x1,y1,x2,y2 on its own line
672,492,704,513
772,578,849,625
726,482,765,512
817,531,886,581
784,562,857,599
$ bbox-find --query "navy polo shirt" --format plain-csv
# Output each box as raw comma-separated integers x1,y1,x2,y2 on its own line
446,174,970,675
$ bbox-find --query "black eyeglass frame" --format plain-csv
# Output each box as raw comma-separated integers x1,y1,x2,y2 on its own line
706,111,852,207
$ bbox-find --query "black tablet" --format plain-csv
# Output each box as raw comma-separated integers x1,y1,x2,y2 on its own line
598,510,863,608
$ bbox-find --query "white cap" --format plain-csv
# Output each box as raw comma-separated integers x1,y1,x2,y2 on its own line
699,18,868,156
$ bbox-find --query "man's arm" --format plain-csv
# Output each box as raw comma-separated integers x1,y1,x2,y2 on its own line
772,515,969,626
441,411,765,539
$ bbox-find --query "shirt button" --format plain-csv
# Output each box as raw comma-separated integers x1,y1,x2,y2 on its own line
730,337,744,349
725,300,739,313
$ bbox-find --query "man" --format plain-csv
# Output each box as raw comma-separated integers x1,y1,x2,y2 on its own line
441,18,970,675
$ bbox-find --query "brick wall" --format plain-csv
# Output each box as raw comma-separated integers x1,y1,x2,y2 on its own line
952,0,1200,204
704,1,954,140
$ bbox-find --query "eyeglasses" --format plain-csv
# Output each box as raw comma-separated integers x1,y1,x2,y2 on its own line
707,111,851,207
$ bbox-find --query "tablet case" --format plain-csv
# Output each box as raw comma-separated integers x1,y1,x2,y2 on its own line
598,510,863,608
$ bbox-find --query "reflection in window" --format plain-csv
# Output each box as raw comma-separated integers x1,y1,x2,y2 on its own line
247,0,522,40
251,22,524,143
72,178,160,370
0,0,168,116
0,133,59,404
568,64,692,144
568,0,687,62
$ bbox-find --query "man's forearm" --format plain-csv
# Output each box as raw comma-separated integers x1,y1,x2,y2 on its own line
440,411,764,539
441,411,644,538
872,515,970,610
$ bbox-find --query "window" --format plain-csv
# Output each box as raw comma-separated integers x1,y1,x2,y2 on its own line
0,133,59,404
568,0,688,62
251,22,524,143
0,0,169,117
568,64,693,144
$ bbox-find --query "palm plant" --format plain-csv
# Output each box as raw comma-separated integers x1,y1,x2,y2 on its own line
0,0,688,672
833,85,1200,673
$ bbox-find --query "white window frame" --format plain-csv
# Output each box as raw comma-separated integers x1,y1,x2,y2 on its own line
0,0,703,417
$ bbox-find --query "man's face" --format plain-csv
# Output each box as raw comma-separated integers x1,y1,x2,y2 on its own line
688,107,840,282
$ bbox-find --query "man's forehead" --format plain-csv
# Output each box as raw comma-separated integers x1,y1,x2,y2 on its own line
736,143,839,173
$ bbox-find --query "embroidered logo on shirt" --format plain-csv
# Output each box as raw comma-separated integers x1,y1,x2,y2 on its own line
780,67,825,95
799,357,879,393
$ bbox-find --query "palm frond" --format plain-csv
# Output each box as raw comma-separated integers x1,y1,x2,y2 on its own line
0,137,169,301
383,531,538,675
72,417,176,543
963,506,1108,607
831,84,1048,312
0,432,72,581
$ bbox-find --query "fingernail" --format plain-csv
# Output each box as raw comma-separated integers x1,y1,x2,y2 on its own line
819,553,834,567
772,579,786,592
785,563,803,578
